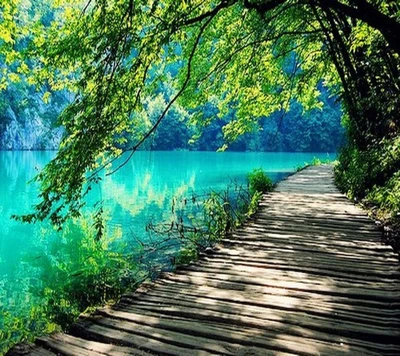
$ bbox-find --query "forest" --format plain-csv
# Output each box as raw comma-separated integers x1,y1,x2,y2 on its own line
0,81,344,152
1,0,400,353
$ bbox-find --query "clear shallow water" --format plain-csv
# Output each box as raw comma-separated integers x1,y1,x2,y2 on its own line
0,150,335,278
0,150,334,341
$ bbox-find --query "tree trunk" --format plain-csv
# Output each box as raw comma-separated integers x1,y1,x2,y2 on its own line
320,0,400,55
243,0,400,55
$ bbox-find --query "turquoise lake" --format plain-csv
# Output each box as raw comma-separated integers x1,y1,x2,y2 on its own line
0,150,334,344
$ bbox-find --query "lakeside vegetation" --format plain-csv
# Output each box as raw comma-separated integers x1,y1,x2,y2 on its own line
1,0,399,353
0,166,272,354
2,0,396,233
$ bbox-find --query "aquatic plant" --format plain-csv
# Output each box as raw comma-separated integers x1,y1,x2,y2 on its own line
0,213,143,353
145,181,266,268
247,169,274,195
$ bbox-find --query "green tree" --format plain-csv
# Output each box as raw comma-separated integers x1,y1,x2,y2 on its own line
3,0,397,227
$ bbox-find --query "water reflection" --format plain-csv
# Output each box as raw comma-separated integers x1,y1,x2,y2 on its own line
0,150,334,352
0,151,333,272
97,151,311,235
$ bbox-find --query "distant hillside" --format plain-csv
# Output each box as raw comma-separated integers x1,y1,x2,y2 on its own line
0,84,344,151
0,82,69,150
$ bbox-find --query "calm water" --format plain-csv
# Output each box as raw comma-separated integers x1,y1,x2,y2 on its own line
0,150,334,341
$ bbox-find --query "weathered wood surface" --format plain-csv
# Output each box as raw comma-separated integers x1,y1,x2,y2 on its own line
8,165,400,355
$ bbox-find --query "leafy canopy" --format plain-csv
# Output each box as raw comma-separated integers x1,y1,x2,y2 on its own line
1,0,398,228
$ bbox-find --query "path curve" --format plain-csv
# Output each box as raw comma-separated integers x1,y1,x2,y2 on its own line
8,165,400,355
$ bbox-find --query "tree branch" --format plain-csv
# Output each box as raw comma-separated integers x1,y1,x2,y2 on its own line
181,0,236,27
243,0,286,13
106,14,218,176
243,0,400,55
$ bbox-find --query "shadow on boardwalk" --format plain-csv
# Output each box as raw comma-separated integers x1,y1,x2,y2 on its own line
8,165,400,355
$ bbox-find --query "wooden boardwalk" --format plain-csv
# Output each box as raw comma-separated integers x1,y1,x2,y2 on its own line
9,165,400,355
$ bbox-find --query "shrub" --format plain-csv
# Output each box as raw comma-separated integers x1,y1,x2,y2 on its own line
367,170,400,220
247,169,273,195
335,138,400,200
1,213,141,354
30,216,139,328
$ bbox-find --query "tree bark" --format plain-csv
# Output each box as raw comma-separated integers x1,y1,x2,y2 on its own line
321,0,400,55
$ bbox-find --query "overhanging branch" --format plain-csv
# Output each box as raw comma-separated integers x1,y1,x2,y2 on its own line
106,14,218,176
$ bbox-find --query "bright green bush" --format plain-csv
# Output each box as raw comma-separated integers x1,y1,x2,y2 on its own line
335,138,400,200
335,138,400,230
247,169,274,195
367,171,400,220
34,216,140,328
1,214,142,354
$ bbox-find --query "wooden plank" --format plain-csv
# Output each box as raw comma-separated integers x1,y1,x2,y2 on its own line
235,228,388,249
240,223,384,243
6,343,55,356
157,273,400,313
198,254,400,281
242,220,383,238
88,311,380,356
125,279,400,322
221,239,399,265
115,295,400,347
189,258,400,284
36,336,102,356
182,263,400,292
224,234,393,258
45,333,153,355
163,269,400,301
254,214,381,232
69,321,214,356
7,165,400,356
211,246,400,274
234,230,384,248
126,288,400,325
256,206,373,221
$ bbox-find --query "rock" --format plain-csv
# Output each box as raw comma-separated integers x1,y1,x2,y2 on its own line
0,89,69,150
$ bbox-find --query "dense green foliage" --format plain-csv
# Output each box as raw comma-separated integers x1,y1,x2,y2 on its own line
0,0,70,149
336,137,400,222
32,219,137,327
8,0,393,229
2,0,361,227
154,86,345,152
1,5,344,152
327,2,400,228
0,77,344,151
248,169,274,195
147,182,263,266
0,214,142,354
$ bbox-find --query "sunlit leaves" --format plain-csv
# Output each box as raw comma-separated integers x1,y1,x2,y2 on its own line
179,2,329,144
9,0,397,227
349,22,379,56
12,0,338,226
